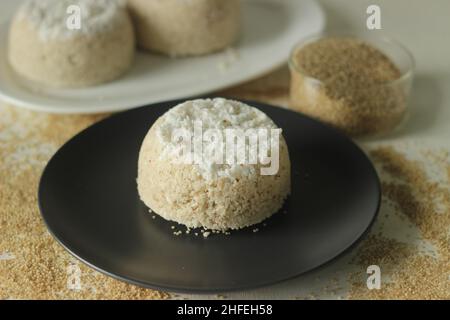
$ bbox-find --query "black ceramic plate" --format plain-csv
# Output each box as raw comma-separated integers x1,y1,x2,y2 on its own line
38,99,380,294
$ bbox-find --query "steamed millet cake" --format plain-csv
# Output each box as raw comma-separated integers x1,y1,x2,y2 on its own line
8,0,135,88
128,0,241,57
137,98,291,231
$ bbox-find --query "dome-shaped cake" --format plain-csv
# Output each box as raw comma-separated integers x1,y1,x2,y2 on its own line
137,98,291,231
128,0,241,57
8,0,135,88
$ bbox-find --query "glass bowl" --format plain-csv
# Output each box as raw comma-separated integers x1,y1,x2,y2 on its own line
288,33,415,138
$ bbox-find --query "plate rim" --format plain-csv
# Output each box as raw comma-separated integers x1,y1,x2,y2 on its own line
38,98,381,294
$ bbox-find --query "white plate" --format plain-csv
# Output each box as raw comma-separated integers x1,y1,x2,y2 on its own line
0,0,325,114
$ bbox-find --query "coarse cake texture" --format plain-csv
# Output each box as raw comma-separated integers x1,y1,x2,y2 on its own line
289,37,407,137
8,0,135,88
137,98,291,231
128,0,241,56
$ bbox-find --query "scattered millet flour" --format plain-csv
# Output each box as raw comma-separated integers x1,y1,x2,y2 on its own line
202,232,211,238
0,106,168,300
347,145,450,299
290,37,407,137
165,222,234,239
218,48,240,73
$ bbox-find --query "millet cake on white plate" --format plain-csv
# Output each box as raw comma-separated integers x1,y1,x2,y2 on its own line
137,98,291,231
8,0,135,88
128,0,241,57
